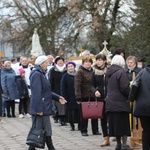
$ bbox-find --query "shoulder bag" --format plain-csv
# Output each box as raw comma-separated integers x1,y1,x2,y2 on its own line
26,116,46,149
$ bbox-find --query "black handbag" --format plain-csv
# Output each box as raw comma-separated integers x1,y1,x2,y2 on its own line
26,116,46,149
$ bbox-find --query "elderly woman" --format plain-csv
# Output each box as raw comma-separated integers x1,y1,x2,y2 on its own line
125,56,142,81
61,61,80,131
28,55,66,150
48,56,67,125
105,55,132,150
1,61,19,118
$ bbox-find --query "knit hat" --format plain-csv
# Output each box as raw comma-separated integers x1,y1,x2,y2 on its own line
19,68,25,75
54,56,64,64
66,61,76,68
35,55,48,65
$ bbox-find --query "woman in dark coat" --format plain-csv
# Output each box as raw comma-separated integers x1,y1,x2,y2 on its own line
1,61,19,118
28,55,66,150
105,55,132,150
61,61,80,131
49,56,67,125
74,56,101,136
91,54,110,146
129,65,150,150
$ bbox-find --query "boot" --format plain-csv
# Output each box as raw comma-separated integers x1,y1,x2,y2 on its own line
70,123,75,131
46,136,56,150
28,146,37,150
100,136,110,147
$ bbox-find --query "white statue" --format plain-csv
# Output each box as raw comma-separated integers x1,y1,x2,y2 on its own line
31,28,44,57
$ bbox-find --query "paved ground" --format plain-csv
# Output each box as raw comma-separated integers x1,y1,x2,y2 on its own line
0,104,142,150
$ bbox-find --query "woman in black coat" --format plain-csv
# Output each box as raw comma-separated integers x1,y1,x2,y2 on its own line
48,56,67,125
129,65,150,150
106,55,132,150
61,61,80,131
91,54,110,146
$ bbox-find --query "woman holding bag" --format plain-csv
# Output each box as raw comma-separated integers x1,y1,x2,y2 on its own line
91,54,110,147
74,56,101,136
28,55,66,150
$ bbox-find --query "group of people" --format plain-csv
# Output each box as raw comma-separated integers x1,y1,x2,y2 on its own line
0,48,149,150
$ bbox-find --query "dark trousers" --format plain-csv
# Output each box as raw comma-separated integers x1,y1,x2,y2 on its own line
101,112,109,137
140,116,150,150
5,100,15,116
19,97,27,114
79,104,98,134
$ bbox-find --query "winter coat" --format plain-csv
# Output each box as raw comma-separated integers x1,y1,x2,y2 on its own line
15,76,29,98
49,66,67,95
91,65,107,101
125,66,142,81
61,72,79,110
49,66,67,116
1,68,19,100
29,65,60,116
105,64,131,112
74,66,94,102
130,66,150,117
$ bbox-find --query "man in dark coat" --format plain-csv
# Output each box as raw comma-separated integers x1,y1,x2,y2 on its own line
129,65,150,150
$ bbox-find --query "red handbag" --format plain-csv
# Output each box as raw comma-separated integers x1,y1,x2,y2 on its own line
81,98,104,119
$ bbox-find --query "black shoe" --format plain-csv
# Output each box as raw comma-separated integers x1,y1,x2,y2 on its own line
46,136,56,150
70,124,75,131
78,124,81,130
61,122,67,126
115,145,121,150
93,131,102,135
121,145,133,150
70,127,75,131
12,114,16,118
81,132,88,136
28,146,37,150
7,114,11,118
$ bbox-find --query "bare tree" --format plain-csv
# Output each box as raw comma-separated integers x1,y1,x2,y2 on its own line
0,0,68,56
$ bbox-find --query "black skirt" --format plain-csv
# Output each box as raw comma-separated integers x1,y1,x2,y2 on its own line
108,112,131,136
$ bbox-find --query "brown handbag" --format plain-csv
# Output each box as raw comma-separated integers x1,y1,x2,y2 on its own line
81,98,104,119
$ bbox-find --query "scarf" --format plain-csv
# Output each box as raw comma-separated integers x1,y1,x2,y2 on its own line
93,65,107,75
55,64,66,72
67,70,76,76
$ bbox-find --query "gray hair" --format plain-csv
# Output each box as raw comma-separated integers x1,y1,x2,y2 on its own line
3,61,11,67
111,55,125,68
82,50,90,56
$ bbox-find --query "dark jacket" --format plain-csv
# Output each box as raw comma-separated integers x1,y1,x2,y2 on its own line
74,66,94,102
125,66,142,81
91,65,107,101
49,66,66,94
1,68,19,100
15,76,29,98
131,66,150,117
29,65,60,116
61,72,79,110
105,64,131,112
